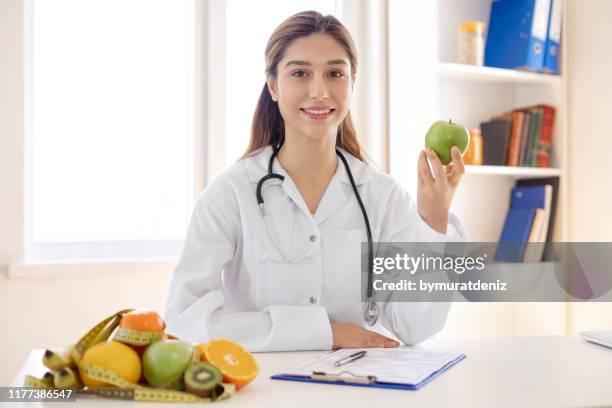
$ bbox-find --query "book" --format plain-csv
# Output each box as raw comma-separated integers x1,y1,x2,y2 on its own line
510,185,553,261
481,119,512,165
543,0,563,74
484,0,553,72
495,208,537,262
507,111,525,166
528,107,544,166
535,104,557,167
516,177,559,260
520,108,540,166
524,208,546,262
517,111,532,166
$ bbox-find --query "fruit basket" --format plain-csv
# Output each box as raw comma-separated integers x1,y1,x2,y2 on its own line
24,309,259,403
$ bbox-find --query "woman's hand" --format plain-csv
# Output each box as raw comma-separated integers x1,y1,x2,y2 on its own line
331,323,400,349
417,146,465,234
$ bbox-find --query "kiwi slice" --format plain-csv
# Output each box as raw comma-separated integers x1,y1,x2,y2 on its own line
184,362,222,398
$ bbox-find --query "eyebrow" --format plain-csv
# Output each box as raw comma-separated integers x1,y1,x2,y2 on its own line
284,59,348,68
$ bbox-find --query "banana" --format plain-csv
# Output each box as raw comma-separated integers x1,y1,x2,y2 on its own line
54,366,83,389
72,309,133,364
42,344,76,371
24,374,54,388
42,371,55,387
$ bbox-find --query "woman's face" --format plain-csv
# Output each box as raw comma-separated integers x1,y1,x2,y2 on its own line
267,32,355,143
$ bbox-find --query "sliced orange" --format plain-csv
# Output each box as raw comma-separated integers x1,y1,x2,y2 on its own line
200,339,259,390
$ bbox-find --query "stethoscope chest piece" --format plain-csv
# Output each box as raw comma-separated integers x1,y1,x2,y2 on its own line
363,300,379,326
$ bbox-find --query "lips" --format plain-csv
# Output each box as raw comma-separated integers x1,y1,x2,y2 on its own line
300,106,336,120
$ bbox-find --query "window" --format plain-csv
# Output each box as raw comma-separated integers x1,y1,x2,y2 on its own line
223,0,341,166
25,0,195,260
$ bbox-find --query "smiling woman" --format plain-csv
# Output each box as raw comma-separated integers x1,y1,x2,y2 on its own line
164,10,468,352
223,0,339,167
243,15,361,162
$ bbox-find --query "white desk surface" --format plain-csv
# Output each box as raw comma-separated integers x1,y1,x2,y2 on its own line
9,335,612,408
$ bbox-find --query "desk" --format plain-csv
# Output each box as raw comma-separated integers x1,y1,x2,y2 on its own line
9,335,612,408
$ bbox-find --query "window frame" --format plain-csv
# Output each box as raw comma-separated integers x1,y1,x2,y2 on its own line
23,0,197,262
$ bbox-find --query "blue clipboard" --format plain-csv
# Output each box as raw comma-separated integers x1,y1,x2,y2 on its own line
271,353,465,391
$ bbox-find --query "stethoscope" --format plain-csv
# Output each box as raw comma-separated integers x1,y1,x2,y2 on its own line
256,144,379,326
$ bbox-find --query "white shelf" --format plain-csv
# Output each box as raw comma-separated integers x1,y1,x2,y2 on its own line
438,62,562,86
465,165,563,177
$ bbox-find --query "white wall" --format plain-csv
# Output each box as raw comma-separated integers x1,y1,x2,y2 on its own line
0,0,24,269
0,1,176,385
565,0,612,334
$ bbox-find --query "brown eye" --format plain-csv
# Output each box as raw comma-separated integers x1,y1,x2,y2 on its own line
329,70,344,78
291,70,307,78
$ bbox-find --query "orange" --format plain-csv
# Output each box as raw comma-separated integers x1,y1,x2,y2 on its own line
193,342,207,360
119,308,165,332
199,339,259,390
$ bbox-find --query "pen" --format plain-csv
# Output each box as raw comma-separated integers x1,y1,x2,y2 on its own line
334,350,367,367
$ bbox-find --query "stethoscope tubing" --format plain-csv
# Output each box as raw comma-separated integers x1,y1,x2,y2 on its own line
255,144,378,325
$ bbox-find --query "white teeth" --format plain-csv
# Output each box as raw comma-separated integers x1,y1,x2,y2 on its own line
303,109,332,115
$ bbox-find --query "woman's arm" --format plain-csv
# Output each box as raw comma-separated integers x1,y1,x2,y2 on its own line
377,180,468,346
417,146,466,234
164,180,332,351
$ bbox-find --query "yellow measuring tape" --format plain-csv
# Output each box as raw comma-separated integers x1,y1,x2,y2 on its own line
25,309,236,403
79,362,234,402
72,309,133,364
113,327,164,346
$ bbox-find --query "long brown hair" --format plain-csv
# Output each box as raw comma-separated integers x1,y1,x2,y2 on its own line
241,10,365,161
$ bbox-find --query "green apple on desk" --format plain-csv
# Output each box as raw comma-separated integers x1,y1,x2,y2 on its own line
142,339,196,388
425,119,470,165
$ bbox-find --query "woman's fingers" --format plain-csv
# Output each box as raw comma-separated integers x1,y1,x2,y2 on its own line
367,332,400,348
448,146,465,185
425,149,446,182
418,150,434,186
331,322,400,349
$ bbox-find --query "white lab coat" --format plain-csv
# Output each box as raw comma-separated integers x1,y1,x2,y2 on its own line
164,145,467,351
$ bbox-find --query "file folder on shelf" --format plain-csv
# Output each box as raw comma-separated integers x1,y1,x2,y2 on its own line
271,348,466,391
543,0,563,74
485,0,552,72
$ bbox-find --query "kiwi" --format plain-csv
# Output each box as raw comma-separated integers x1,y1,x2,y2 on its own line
184,362,222,398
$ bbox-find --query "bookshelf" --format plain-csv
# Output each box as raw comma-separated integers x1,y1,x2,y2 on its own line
435,0,568,244
388,0,569,338
465,165,563,177
438,62,562,86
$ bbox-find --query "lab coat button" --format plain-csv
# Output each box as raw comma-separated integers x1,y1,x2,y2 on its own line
309,235,318,242
309,296,318,304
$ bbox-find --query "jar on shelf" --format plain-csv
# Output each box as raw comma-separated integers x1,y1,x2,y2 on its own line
458,21,485,66
464,128,483,165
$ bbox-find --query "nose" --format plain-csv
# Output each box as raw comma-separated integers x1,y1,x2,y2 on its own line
308,74,329,100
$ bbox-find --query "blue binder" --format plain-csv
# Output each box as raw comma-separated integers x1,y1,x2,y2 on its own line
543,0,563,74
511,185,548,209
485,0,552,72
271,353,466,391
495,208,537,262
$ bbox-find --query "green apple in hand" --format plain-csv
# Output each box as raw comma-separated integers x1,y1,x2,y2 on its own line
142,339,196,388
425,119,470,165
